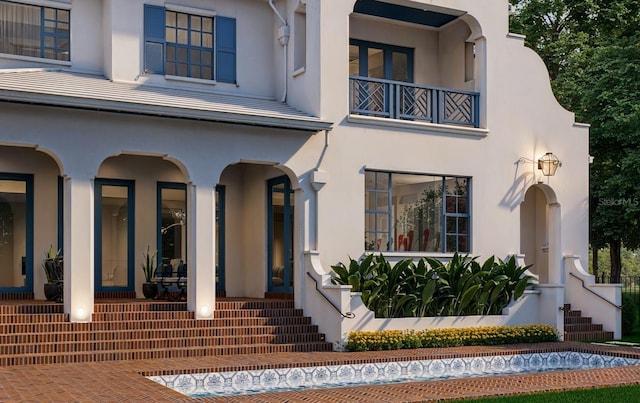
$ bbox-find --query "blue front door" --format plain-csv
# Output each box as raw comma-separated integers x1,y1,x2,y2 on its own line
267,175,293,293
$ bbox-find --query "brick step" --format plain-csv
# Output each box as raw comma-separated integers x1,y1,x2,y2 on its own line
0,299,330,366
563,304,614,342
564,331,615,342
564,316,593,325
564,323,603,332
0,308,303,322
0,316,313,333
0,299,294,315
0,324,320,344
0,342,334,367
0,333,327,355
0,313,70,323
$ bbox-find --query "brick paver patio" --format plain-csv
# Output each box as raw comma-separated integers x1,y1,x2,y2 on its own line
1,342,639,402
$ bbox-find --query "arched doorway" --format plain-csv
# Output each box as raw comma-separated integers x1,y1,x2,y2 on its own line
520,185,561,284
95,155,188,297
218,163,298,298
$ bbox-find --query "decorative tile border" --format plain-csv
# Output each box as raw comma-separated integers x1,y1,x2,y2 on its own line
148,352,640,397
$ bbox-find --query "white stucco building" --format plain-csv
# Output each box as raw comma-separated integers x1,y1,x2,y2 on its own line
0,0,620,344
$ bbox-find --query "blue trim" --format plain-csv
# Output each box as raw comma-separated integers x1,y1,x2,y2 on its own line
57,176,63,256
144,4,166,74
0,173,34,293
216,185,225,293
350,39,414,82
94,178,135,292
216,16,237,83
354,0,458,28
156,182,187,270
267,176,293,293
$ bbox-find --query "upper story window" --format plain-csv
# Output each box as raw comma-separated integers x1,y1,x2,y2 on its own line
0,1,70,61
349,39,413,82
365,170,470,253
144,4,236,83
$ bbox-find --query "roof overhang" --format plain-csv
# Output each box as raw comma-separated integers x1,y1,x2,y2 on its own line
0,69,333,133
353,0,463,28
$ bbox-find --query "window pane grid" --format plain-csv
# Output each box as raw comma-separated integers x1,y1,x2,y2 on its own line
165,10,214,80
0,2,70,61
365,171,470,253
42,7,69,61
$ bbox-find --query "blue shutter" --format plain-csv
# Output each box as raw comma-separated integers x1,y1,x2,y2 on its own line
144,5,165,74
216,17,236,83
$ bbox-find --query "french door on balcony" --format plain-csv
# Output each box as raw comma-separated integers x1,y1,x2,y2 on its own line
349,39,413,82
349,40,414,116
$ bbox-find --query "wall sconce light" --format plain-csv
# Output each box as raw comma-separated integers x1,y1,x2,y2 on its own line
537,152,562,176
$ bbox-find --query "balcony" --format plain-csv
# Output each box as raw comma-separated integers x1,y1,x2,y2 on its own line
349,76,480,128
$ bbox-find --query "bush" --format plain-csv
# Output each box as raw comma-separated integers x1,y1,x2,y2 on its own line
344,324,560,352
331,253,537,318
622,293,638,336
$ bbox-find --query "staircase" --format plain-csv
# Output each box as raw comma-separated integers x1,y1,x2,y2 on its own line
563,304,614,342
0,299,332,366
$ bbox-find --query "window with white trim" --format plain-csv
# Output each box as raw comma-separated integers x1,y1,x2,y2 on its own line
144,4,236,83
365,171,470,253
0,1,70,61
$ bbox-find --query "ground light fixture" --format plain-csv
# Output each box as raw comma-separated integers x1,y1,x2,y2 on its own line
537,152,562,176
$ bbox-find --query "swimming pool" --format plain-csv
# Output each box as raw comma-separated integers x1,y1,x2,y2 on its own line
147,351,640,398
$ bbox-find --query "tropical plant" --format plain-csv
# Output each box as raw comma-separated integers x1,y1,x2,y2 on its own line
42,245,63,283
331,253,537,318
141,245,158,283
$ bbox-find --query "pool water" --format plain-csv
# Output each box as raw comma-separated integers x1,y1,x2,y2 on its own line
147,351,640,398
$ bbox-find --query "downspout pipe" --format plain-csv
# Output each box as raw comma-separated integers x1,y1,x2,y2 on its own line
269,0,289,103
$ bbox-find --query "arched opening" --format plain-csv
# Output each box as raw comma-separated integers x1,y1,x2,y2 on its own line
219,162,298,299
96,154,187,297
520,185,560,284
0,146,60,299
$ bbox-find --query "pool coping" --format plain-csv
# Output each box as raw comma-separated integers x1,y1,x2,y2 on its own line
138,341,640,376
3,341,640,402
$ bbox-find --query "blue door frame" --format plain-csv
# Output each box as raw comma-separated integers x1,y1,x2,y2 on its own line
267,175,293,293
156,182,187,269
216,185,226,293
94,178,135,293
0,173,34,294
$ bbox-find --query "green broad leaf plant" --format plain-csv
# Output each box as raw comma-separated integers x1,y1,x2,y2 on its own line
331,252,536,318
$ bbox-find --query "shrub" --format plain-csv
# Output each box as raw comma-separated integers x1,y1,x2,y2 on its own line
622,293,638,336
331,253,536,318
344,324,559,352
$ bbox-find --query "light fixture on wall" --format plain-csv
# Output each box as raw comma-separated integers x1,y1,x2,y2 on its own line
537,152,562,176
161,209,186,234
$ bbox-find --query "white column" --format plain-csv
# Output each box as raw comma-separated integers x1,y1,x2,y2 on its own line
63,176,94,322
186,183,216,319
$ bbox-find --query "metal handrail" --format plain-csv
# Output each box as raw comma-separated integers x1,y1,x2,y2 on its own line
306,272,355,319
569,272,622,310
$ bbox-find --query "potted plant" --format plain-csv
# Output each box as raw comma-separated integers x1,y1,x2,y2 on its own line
141,245,158,299
42,245,63,302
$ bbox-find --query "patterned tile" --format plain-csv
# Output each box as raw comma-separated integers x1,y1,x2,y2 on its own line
148,351,640,398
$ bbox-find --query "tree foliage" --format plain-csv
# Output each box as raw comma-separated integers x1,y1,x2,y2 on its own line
510,1,640,282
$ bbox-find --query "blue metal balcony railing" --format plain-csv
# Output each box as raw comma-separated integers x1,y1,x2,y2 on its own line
349,76,480,128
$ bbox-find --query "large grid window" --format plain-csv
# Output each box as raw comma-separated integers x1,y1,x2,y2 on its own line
365,171,470,253
144,5,236,83
0,1,70,61
165,11,213,79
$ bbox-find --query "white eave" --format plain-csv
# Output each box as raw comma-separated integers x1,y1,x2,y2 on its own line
0,69,333,132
